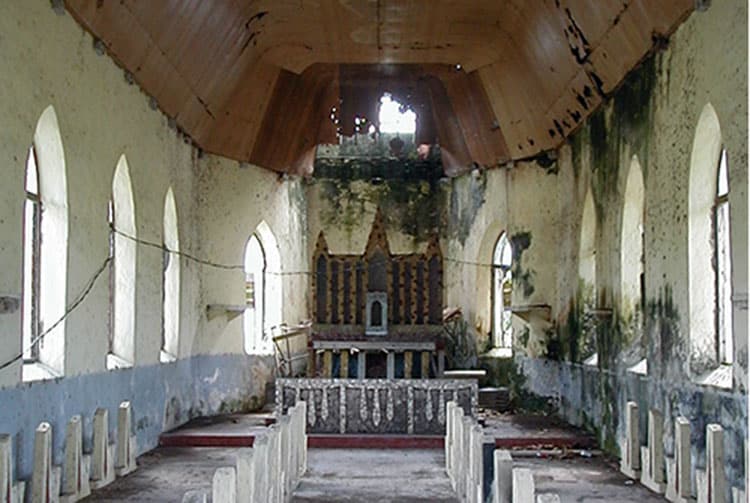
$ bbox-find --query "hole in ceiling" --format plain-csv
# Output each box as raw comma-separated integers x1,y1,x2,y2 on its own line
378,93,416,135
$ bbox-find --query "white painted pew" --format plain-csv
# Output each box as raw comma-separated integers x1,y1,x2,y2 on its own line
666,416,694,503
620,401,641,479
90,408,115,490
60,415,90,503
641,409,666,493
0,434,25,503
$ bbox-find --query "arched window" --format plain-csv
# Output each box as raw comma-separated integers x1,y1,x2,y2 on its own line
492,232,513,349
579,186,598,365
688,103,734,374
22,105,68,380
22,147,41,364
579,186,597,305
620,156,645,315
244,235,265,354
161,188,180,362
107,155,136,369
243,222,282,354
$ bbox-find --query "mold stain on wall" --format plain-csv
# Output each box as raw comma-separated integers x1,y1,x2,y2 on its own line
447,169,487,245
509,230,535,298
315,162,446,246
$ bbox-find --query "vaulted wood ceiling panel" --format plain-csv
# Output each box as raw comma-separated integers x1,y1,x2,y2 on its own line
587,0,693,93
204,62,282,159
65,0,695,175
478,54,554,159
441,70,510,167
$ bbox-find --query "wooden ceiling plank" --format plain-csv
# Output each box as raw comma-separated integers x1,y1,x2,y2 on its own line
441,70,498,166
465,70,510,164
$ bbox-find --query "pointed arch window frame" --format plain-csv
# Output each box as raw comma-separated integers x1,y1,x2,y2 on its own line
107,155,137,369
160,187,181,363
21,105,69,381
22,145,42,364
491,231,513,350
244,233,268,354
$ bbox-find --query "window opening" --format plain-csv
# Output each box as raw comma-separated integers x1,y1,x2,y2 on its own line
22,106,68,380
620,156,645,315
715,148,732,364
22,146,42,362
161,188,180,361
107,198,115,355
108,156,136,368
579,187,596,304
492,232,513,348
688,103,733,377
244,235,266,354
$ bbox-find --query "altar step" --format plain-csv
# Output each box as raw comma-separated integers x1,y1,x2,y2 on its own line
158,412,596,450
160,430,443,449
308,434,444,449
159,412,274,448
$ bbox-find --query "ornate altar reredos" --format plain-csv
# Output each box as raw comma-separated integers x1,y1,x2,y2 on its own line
309,210,445,379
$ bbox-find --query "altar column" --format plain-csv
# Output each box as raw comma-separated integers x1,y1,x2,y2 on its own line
357,352,367,379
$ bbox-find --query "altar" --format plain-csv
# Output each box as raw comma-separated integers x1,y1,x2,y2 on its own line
309,329,446,379
308,210,445,379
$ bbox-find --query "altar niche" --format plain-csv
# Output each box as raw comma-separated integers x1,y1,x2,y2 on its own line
311,210,444,379
366,292,388,336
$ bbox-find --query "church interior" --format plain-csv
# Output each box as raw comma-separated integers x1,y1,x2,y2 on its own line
0,0,747,501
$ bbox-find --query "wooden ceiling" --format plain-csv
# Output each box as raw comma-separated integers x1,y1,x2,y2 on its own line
65,0,693,176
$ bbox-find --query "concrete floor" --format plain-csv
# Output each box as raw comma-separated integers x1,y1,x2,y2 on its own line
84,447,243,502
291,448,460,502
82,412,667,502
515,457,668,502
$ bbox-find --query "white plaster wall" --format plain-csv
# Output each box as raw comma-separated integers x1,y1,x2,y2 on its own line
443,164,561,356
0,0,198,386
647,0,748,386
196,156,310,358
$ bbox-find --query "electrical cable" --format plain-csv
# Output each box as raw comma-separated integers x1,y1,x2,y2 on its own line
113,227,503,275
1,225,504,372
0,255,112,372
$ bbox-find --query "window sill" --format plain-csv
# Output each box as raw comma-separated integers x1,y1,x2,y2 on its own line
627,358,648,376
245,350,275,357
696,364,733,390
106,353,133,370
22,361,62,382
159,350,177,363
583,353,598,367
482,347,513,359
